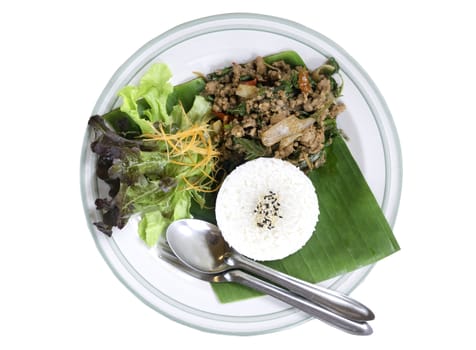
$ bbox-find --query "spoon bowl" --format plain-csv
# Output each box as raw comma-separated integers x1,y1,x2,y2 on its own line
166,219,230,273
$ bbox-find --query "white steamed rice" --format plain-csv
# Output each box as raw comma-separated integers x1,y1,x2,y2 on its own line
215,157,319,261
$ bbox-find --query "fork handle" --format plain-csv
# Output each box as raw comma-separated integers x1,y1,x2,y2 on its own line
225,270,372,336
228,253,374,322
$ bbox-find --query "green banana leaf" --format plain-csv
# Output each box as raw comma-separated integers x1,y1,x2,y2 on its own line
191,136,400,303
101,50,400,303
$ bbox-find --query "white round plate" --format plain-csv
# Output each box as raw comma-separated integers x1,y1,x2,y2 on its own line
80,13,402,335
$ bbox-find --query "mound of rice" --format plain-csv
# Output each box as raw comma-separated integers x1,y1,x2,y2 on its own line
215,157,319,261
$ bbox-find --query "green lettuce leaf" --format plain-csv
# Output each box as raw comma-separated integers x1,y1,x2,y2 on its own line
187,95,212,124
172,190,192,221
118,63,174,133
91,63,214,248
139,211,171,247
171,95,212,130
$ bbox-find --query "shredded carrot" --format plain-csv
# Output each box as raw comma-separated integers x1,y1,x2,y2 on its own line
142,123,220,193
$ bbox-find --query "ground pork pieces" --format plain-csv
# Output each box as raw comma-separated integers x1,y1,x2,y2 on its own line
201,56,346,171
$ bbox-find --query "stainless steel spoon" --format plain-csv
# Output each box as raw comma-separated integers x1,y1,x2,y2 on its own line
166,218,374,322
158,240,372,335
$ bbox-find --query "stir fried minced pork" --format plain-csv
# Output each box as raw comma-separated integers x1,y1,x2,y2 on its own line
201,56,345,172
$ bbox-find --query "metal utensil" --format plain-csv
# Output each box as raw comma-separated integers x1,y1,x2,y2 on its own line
166,218,374,322
158,242,372,335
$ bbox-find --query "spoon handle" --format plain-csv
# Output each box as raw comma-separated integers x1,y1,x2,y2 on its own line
226,269,372,335
229,253,374,322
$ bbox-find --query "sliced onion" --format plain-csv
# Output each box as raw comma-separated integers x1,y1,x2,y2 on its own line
261,116,315,146
236,84,258,98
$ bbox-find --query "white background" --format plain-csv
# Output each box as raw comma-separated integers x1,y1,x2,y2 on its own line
1,0,475,348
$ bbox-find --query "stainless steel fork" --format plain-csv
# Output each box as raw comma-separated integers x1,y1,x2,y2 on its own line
158,242,372,335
